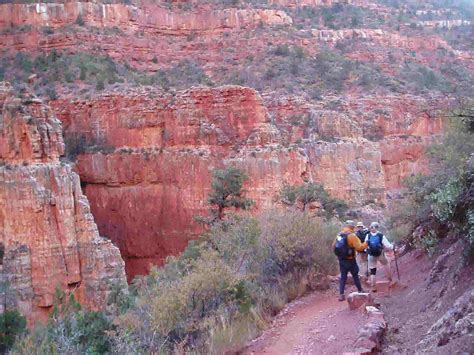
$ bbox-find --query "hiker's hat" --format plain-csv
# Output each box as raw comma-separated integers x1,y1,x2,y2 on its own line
370,222,379,229
345,220,356,227
356,221,364,227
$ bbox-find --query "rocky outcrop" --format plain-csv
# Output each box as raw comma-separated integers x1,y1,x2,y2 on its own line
266,94,444,191
0,82,127,324
48,86,441,279
312,28,453,52
270,0,371,6
417,288,473,351
0,2,292,34
354,305,387,353
414,19,472,29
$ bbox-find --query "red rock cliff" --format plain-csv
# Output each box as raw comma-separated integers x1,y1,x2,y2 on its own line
51,86,440,280
0,2,291,34
0,82,127,324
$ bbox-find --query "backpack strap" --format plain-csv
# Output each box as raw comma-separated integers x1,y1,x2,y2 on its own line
377,232,384,245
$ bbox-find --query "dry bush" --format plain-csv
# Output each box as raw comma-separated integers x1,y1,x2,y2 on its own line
109,211,340,353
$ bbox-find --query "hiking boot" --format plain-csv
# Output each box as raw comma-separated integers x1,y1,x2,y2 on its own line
358,288,367,293
338,294,345,301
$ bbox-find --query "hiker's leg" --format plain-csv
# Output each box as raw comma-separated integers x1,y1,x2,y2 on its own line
360,253,368,277
339,260,349,295
368,255,378,291
349,260,363,292
380,252,393,281
356,253,366,278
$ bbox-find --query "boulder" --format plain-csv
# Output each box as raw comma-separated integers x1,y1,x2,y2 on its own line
347,292,373,311
376,280,391,293
354,306,387,352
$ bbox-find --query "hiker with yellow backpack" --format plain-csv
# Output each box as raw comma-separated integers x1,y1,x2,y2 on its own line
355,221,369,281
333,220,368,301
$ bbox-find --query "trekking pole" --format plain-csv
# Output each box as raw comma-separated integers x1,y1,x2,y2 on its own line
366,255,369,278
394,244,401,282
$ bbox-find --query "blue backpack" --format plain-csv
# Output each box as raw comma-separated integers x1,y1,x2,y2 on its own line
334,233,354,259
367,233,384,257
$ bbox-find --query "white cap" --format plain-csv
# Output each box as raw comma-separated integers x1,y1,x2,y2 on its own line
345,220,356,227
370,222,379,229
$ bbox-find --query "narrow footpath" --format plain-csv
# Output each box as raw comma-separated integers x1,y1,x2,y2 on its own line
243,244,473,354
243,287,367,354
243,252,402,355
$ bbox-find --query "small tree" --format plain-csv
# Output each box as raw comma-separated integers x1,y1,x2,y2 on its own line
96,78,105,91
75,15,85,26
279,183,299,206
208,167,254,220
0,310,27,352
297,182,328,211
279,182,348,217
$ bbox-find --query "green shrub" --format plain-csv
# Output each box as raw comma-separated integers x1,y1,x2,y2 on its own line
279,183,299,206
387,103,474,257
96,78,105,91
429,178,463,222
0,310,27,353
208,167,254,220
1,52,212,99
75,15,85,26
45,85,57,100
278,182,348,218
14,290,114,354
111,210,338,353
272,44,290,56
399,62,453,93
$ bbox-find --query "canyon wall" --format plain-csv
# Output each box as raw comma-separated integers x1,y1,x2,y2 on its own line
0,2,292,34
1,0,467,287
51,86,442,280
0,82,127,324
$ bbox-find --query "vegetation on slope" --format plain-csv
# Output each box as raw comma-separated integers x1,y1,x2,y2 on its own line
0,51,211,99
388,102,474,261
11,168,342,353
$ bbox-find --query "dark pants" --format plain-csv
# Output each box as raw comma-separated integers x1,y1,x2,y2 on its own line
339,258,363,295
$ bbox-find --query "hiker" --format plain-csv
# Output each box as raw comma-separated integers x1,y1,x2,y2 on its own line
365,222,394,292
333,220,368,301
355,221,369,281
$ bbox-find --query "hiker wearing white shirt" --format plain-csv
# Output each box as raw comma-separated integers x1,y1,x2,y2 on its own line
364,222,394,292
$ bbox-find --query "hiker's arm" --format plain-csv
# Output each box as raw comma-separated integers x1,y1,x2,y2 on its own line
348,234,368,252
382,235,394,250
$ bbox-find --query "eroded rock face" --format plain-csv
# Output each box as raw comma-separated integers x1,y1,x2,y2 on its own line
417,288,474,351
0,2,291,34
48,86,441,280
313,29,453,53
0,83,127,324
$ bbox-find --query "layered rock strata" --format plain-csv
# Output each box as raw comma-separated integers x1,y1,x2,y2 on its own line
51,86,440,279
0,2,292,34
0,82,127,324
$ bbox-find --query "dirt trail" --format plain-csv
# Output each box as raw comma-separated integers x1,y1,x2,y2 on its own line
243,286,368,355
244,246,473,355
244,256,399,355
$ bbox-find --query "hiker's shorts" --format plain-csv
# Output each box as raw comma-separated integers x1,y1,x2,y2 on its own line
356,252,368,271
368,252,389,269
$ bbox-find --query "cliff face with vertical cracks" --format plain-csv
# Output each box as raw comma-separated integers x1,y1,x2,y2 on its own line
51,86,441,280
0,2,292,34
0,82,127,324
